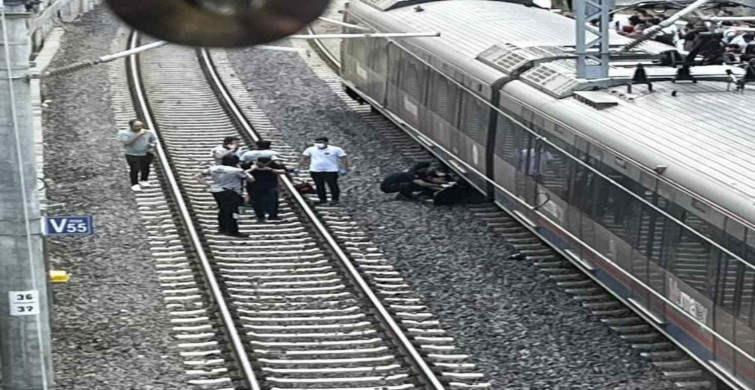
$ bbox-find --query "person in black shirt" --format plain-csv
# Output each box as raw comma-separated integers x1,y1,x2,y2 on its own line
380,163,445,200
249,156,286,222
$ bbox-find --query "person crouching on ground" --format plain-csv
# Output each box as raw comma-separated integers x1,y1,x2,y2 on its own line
249,156,286,222
118,119,157,191
194,155,253,237
380,163,445,200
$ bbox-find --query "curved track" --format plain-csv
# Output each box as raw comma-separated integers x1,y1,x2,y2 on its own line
126,31,493,389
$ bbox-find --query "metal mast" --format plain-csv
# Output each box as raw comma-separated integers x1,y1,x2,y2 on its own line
575,0,611,81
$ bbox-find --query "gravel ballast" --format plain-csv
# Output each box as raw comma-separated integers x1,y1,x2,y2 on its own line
225,46,675,389
42,8,186,389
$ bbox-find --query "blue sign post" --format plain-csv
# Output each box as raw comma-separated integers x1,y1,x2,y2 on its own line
44,216,94,236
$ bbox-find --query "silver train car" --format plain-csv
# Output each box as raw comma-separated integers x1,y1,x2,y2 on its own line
339,0,755,387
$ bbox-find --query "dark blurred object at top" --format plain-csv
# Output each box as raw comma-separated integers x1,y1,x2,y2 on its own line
105,0,330,47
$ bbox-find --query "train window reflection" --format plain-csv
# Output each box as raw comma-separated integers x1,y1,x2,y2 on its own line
428,73,458,125
495,114,517,166
667,228,719,300
586,172,641,244
460,95,488,145
538,139,570,201
401,58,424,101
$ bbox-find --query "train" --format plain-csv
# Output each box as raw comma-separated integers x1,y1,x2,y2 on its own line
338,0,755,387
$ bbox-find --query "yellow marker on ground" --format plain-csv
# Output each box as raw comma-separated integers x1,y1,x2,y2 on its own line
50,270,70,283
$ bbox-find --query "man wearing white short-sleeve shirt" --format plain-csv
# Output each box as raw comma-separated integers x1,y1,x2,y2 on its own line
300,137,349,205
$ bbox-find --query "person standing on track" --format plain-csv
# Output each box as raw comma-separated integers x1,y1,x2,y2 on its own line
118,119,157,191
211,136,242,165
249,156,286,222
193,155,253,238
299,136,348,205
240,140,280,165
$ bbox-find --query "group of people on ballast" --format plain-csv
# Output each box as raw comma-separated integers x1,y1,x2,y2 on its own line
380,162,466,205
190,135,349,237
118,119,465,238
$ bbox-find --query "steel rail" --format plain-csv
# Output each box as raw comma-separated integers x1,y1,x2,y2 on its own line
306,25,342,71
126,32,261,390
198,47,447,390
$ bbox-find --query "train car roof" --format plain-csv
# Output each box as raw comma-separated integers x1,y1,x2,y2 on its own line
349,0,755,226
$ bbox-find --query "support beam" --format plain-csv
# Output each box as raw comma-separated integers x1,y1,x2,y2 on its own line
704,16,755,21
317,16,372,31
0,1,54,390
289,32,441,39
575,0,611,81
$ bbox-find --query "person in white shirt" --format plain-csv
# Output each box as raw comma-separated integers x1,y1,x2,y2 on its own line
117,119,157,191
211,136,242,165
193,155,254,237
299,136,349,205
240,140,280,165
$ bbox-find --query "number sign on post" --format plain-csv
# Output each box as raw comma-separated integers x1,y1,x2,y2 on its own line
44,216,94,236
9,291,40,316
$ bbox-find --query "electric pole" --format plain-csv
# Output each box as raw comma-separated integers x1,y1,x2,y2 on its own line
575,0,611,81
0,0,54,389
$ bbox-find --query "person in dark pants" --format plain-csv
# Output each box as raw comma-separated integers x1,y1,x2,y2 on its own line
299,137,349,205
117,119,157,191
381,163,445,200
249,157,286,222
194,155,253,237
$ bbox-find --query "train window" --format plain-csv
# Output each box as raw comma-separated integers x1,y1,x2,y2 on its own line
568,151,596,215
666,227,720,300
587,168,643,245
537,139,571,201
637,204,667,267
459,94,489,146
495,113,518,165
400,56,425,102
428,71,459,125
683,211,723,243
718,254,741,313
344,31,368,79
387,44,402,87
367,39,388,101
512,122,535,200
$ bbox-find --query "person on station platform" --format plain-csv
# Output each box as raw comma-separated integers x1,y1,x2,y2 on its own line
117,119,157,192
193,155,253,238
211,136,242,165
249,156,286,222
299,136,349,205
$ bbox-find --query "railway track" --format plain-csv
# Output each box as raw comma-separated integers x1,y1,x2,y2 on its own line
301,28,724,390
126,30,490,390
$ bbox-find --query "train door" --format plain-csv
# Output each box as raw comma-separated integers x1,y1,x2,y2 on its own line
513,128,537,206
630,171,666,319
533,136,572,230
397,53,428,129
458,93,490,191
426,70,459,149
386,44,403,111
366,38,389,105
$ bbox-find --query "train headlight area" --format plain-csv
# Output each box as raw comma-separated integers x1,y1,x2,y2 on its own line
338,0,755,388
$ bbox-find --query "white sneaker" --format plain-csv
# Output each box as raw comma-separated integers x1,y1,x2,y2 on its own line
131,184,142,191
139,181,151,187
